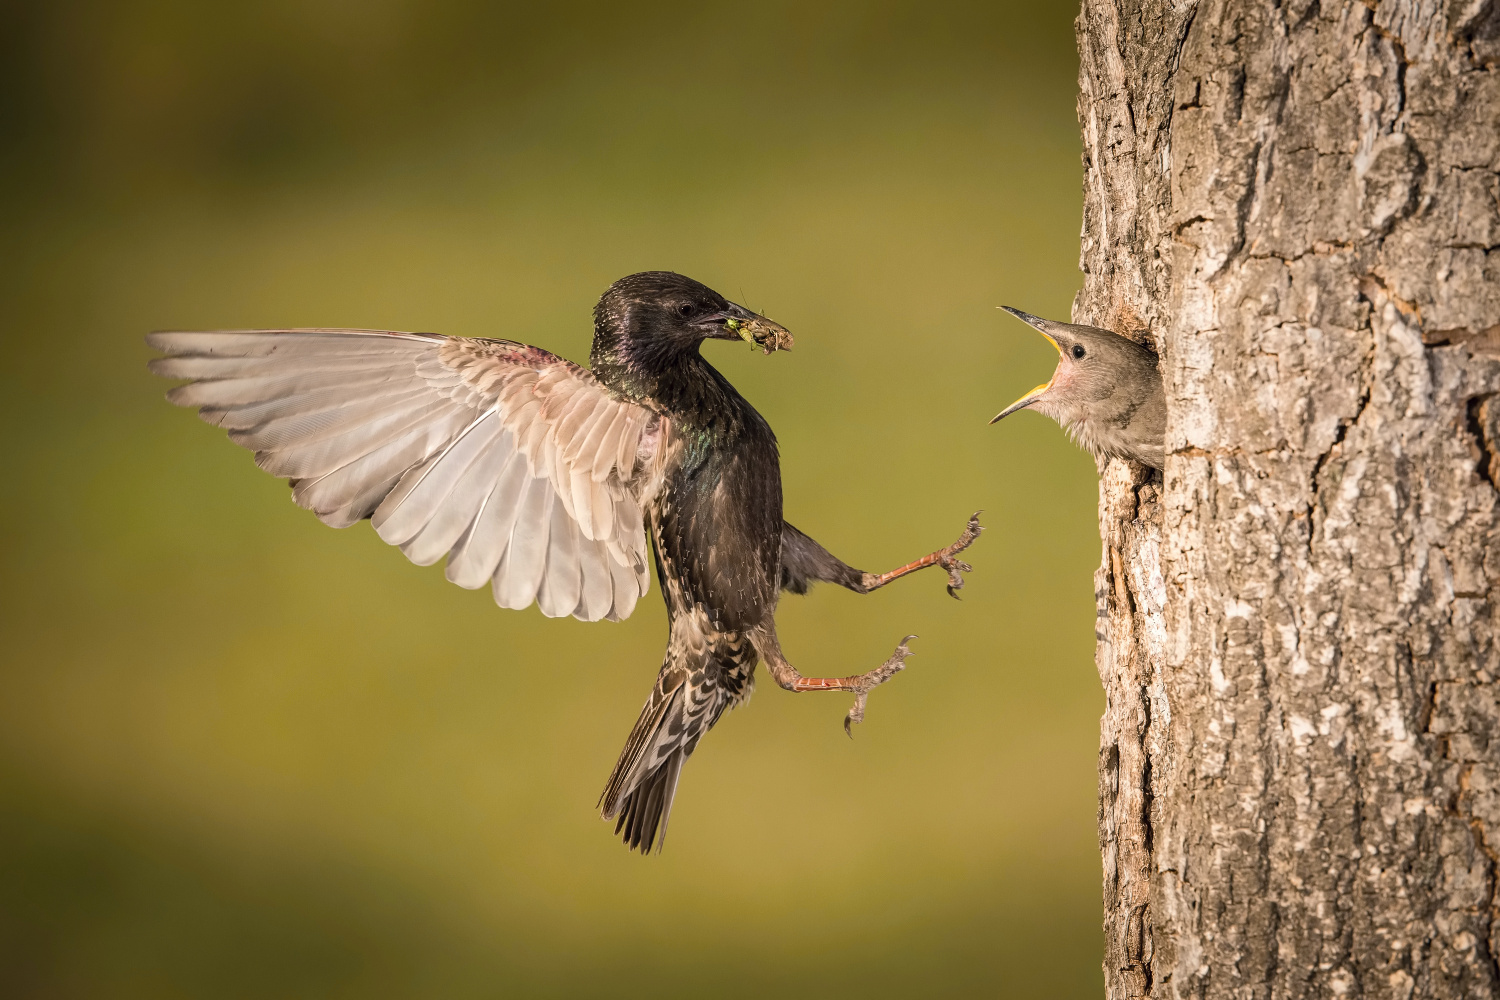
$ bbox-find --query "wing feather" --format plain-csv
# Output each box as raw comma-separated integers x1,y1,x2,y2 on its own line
147,329,435,357
164,366,414,410
590,408,628,482
446,446,528,589
376,412,508,562
149,351,412,383
223,385,433,448
605,549,641,622
289,406,474,520
537,500,583,618
398,420,516,568
495,478,553,611
555,389,603,451
373,410,499,544
253,398,452,480
314,470,405,530
616,414,644,480
570,466,602,541
149,328,663,622
575,536,615,622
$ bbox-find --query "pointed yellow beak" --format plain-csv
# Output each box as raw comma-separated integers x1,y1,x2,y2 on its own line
990,379,1054,423
991,305,1063,423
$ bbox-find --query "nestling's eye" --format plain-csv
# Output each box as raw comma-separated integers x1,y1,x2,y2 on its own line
677,302,695,318
1071,344,1086,359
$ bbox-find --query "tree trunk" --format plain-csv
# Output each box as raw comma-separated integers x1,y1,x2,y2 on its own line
1074,1,1500,997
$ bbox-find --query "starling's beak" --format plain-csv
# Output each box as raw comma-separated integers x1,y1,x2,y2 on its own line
990,305,1062,424
991,379,1054,423
699,302,794,355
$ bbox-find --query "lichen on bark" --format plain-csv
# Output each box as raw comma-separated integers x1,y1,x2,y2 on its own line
1075,1,1500,996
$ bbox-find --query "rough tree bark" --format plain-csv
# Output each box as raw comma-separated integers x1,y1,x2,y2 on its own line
1074,1,1500,997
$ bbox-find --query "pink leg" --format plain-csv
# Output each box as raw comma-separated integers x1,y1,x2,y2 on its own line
859,512,982,598
754,628,918,736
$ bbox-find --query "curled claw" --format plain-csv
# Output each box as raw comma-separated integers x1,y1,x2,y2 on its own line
844,693,870,737
844,635,917,737
943,558,975,599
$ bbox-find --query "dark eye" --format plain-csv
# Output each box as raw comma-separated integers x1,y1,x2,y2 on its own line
1071,344,1086,359
677,302,695,318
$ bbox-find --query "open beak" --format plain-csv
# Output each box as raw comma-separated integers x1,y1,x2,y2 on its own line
990,379,1054,423
699,302,794,354
990,305,1062,424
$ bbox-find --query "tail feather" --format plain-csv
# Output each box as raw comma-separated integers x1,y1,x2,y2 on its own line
601,623,758,854
600,666,722,855
612,751,685,854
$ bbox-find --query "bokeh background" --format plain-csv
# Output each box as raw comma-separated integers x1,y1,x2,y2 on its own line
0,2,1102,997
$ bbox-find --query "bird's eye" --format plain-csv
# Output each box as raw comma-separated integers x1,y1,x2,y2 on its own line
677,302,695,318
1071,344,1086,359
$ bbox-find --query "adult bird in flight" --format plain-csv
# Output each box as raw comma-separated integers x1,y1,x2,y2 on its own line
148,271,982,853
990,307,1166,470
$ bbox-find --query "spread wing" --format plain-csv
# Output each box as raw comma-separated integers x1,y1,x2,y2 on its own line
147,329,663,623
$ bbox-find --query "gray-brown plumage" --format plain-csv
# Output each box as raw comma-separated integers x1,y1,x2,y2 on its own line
146,271,982,855
989,307,1166,470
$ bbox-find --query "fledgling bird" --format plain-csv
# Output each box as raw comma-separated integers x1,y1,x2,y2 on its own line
989,307,1166,470
148,271,981,854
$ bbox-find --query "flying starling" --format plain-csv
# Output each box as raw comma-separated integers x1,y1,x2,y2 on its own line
989,307,1166,470
148,271,982,854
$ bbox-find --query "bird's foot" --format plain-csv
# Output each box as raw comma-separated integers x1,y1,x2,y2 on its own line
937,512,983,598
844,635,917,737
856,512,984,598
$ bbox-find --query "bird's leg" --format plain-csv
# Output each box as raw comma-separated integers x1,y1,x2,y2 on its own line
752,626,917,737
858,511,983,598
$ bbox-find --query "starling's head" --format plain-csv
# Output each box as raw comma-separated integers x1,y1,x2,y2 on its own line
592,271,792,377
990,307,1163,458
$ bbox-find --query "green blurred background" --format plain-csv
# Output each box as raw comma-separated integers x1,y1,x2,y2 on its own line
0,1,1103,996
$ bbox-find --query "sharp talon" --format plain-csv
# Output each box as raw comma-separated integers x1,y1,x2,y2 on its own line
845,690,871,737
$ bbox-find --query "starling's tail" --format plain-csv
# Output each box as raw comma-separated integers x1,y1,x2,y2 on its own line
600,660,739,854
609,749,685,854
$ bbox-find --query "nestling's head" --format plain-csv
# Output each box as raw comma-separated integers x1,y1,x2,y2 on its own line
591,272,792,378
990,306,1166,469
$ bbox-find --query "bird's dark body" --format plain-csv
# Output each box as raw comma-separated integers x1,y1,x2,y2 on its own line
592,282,791,850
642,359,783,635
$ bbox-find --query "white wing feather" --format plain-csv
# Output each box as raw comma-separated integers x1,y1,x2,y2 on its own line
148,329,661,622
